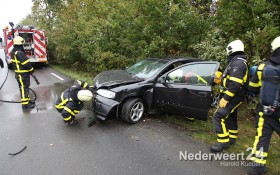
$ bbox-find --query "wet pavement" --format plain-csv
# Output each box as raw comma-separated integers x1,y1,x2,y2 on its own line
0,56,248,175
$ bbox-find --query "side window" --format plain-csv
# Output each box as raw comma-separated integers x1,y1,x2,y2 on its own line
166,69,183,83
160,62,183,76
166,63,217,85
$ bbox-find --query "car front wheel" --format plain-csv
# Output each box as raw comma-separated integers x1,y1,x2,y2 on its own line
121,98,145,124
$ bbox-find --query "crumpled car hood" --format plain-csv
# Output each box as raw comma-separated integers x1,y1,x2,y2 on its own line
94,70,142,89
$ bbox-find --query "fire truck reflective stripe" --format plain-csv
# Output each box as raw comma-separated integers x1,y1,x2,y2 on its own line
34,34,46,48
34,31,46,46
7,40,13,56
34,37,46,56
6,30,18,57
34,45,46,56
35,47,46,56
14,30,19,36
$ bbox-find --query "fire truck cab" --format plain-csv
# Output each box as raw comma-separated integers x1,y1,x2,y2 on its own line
1,24,47,69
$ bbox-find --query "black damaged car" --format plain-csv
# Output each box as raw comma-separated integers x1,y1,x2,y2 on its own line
92,57,220,124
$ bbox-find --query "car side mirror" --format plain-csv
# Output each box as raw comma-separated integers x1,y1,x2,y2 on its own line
0,38,3,43
159,76,166,83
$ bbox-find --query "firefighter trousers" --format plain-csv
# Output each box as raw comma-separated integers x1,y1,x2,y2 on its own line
250,111,280,165
15,73,31,106
213,96,243,143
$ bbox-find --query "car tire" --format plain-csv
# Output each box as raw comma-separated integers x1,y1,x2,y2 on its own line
121,98,145,124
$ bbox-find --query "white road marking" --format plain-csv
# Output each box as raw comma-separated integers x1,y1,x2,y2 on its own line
51,73,64,81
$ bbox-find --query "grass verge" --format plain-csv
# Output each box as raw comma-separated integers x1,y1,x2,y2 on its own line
50,64,95,83
159,105,280,175
51,64,279,174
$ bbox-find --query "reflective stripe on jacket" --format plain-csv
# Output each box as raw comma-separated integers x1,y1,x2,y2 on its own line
221,57,248,101
11,50,33,73
249,63,266,92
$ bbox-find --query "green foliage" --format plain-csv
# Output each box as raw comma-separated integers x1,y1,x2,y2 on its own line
26,0,210,73
191,0,280,68
24,0,280,71
215,0,279,64
191,28,228,67
18,15,37,26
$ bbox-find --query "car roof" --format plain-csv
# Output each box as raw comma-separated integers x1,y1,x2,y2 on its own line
147,57,202,63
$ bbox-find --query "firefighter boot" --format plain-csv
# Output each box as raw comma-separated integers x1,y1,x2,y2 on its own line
88,118,97,127
88,113,98,127
210,142,230,153
247,164,267,175
22,103,35,109
65,119,78,126
29,100,36,105
229,138,236,145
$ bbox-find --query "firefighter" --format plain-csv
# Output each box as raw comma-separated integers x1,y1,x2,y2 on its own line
210,40,248,153
55,80,95,125
11,36,35,109
246,36,280,175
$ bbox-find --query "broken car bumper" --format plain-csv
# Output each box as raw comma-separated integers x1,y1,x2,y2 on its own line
93,95,119,120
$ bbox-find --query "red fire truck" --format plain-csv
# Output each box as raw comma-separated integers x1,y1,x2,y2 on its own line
1,23,47,69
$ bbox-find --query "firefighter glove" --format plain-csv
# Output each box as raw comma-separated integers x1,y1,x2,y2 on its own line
219,98,228,108
214,71,222,84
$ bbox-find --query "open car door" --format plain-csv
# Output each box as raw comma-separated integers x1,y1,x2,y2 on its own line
153,61,220,120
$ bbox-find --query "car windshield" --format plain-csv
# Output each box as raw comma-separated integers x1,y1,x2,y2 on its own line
126,59,168,79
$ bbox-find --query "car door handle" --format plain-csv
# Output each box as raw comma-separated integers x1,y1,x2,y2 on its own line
198,92,208,97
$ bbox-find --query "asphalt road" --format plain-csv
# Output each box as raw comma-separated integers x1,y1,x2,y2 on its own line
0,55,248,174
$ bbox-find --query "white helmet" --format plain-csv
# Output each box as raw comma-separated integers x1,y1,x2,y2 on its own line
226,40,244,56
77,90,93,101
271,36,280,52
13,36,25,45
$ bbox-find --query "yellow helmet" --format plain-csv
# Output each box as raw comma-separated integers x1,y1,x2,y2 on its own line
271,36,280,52
13,36,25,45
77,90,93,102
226,40,244,56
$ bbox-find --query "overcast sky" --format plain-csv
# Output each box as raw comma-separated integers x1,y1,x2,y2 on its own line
0,0,33,37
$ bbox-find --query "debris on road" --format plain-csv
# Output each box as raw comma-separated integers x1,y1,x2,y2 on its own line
8,146,27,156
131,135,140,141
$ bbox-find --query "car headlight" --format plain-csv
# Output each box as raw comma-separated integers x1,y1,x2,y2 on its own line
96,89,116,99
